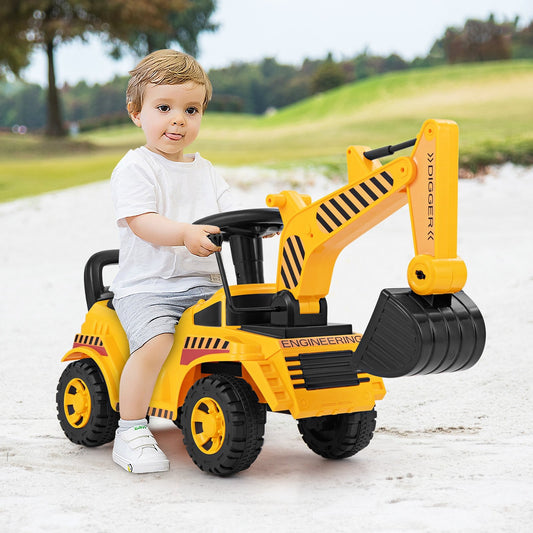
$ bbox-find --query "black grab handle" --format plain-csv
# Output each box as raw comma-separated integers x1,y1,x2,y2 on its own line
363,138,416,161
84,249,119,309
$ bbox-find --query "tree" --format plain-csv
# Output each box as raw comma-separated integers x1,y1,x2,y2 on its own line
109,0,218,57
0,1,216,137
311,53,345,94
512,20,533,58
0,82,46,129
0,2,35,79
440,15,514,64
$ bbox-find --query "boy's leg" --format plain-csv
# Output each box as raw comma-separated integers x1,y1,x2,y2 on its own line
111,288,217,473
113,333,174,473
118,333,174,419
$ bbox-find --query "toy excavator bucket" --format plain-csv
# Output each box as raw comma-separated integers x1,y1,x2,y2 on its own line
356,288,486,378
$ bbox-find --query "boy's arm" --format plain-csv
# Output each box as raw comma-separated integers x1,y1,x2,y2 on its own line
126,212,220,257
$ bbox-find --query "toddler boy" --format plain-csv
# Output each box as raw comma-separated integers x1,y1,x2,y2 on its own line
110,49,234,473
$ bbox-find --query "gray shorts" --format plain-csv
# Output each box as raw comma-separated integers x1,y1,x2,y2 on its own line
113,286,219,353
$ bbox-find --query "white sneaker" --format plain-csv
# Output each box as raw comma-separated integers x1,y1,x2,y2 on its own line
112,424,169,474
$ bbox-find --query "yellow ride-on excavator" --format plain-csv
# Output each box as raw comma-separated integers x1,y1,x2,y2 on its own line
57,119,485,475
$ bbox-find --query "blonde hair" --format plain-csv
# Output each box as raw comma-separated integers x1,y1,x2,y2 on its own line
126,49,212,114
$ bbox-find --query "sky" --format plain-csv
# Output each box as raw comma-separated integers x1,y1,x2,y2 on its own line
20,0,533,87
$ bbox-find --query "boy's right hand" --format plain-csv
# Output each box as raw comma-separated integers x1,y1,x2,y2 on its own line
183,224,221,257
125,213,221,254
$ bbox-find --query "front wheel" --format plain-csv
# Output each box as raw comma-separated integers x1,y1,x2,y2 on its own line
297,409,377,459
56,359,119,447
182,374,266,476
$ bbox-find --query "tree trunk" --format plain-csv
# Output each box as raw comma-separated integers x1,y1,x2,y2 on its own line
45,40,66,137
146,33,157,54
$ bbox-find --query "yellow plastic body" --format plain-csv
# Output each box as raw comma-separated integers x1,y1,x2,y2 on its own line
62,300,129,410
63,287,386,420
62,119,465,421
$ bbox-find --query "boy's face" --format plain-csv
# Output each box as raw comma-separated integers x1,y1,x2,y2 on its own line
129,82,205,162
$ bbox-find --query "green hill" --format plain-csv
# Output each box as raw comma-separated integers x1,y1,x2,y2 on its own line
1,60,532,202
195,60,533,168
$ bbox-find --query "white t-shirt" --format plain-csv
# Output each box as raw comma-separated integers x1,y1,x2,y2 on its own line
110,147,235,299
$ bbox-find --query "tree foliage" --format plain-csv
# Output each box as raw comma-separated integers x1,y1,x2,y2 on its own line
0,2,35,78
512,20,533,58
440,15,515,63
108,0,218,58
311,53,346,94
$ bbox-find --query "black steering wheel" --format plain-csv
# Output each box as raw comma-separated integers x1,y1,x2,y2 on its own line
194,208,283,240
194,208,283,287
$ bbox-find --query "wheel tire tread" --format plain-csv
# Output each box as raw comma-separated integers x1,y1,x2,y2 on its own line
182,374,265,476
298,409,377,460
56,359,119,447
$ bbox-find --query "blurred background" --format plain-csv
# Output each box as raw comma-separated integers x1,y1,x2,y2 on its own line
1,0,532,202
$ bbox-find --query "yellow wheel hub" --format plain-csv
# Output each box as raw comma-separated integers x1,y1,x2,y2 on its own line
191,397,226,455
64,378,92,428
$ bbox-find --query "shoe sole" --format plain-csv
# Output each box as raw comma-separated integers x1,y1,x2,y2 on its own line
113,451,170,474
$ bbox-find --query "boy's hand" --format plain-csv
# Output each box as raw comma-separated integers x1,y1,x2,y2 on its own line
263,231,280,239
184,224,221,257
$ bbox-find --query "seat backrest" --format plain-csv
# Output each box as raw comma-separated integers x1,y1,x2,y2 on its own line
84,250,119,309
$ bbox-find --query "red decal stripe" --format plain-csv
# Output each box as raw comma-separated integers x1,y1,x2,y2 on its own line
72,342,108,356
181,348,230,365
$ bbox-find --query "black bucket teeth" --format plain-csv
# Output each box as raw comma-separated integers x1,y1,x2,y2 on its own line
356,288,486,378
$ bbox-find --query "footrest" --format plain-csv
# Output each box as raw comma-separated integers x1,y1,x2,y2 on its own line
356,288,486,378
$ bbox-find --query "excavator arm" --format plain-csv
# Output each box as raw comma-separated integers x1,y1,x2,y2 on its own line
267,119,466,314
267,119,485,377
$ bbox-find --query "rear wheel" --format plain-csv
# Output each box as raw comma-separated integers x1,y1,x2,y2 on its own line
297,409,377,459
56,359,119,447
182,374,266,476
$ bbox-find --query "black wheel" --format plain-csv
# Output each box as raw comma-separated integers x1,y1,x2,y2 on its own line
297,409,377,459
56,359,119,447
182,374,266,476
172,407,183,430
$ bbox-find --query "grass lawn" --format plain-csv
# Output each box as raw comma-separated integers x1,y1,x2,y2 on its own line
1,60,532,202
